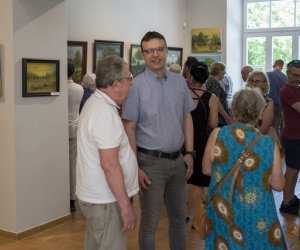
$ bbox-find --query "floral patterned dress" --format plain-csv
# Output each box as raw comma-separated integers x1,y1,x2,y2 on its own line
205,122,287,250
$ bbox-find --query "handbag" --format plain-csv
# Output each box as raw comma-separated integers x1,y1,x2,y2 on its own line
193,133,263,240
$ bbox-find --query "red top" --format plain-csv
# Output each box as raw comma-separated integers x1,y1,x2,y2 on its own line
280,84,300,139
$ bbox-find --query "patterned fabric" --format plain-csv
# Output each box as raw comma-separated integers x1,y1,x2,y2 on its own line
205,122,287,250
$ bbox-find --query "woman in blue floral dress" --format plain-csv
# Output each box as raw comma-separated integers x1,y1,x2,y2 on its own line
202,88,286,250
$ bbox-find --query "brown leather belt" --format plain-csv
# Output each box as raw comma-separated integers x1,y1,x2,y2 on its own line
137,147,181,159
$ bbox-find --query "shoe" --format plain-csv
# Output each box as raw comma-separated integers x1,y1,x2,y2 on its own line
70,200,76,212
280,196,299,216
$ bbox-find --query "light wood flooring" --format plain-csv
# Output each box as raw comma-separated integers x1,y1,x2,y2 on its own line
0,180,299,249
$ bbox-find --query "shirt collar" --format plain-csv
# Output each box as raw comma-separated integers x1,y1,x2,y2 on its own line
94,89,120,109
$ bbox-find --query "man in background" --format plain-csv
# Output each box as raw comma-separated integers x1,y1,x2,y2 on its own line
267,59,287,136
279,60,300,216
68,61,83,212
241,65,253,83
76,55,139,249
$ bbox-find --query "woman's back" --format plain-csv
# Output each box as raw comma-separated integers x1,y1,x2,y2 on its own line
205,122,286,249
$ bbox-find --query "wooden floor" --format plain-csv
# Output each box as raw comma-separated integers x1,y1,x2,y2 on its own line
0,179,299,249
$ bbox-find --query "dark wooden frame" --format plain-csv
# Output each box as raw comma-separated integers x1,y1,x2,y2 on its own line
93,40,124,72
129,44,146,77
22,58,60,97
167,47,183,67
67,41,87,83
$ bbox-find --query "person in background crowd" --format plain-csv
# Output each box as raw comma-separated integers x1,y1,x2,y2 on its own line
188,61,218,228
168,63,182,74
206,62,231,127
203,88,286,249
279,59,300,216
241,65,254,83
122,31,194,250
182,56,198,86
76,55,139,250
79,73,96,113
68,61,83,212
219,72,233,113
246,71,274,135
267,59,287,137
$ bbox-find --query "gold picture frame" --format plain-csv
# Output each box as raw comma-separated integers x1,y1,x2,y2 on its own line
192,27,221,53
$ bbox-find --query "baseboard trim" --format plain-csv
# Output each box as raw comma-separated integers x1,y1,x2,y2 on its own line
0,215,71,240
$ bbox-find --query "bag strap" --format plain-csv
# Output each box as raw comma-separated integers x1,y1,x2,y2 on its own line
207,133,263,204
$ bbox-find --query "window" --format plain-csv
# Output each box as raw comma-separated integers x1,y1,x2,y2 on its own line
244,0,300,71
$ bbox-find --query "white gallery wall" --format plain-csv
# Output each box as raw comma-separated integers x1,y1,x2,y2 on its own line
0,0,69,233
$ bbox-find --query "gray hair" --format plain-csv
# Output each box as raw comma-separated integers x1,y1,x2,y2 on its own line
231,88,266,123
246,71,270,94
82,73,96,90
96,55,125,89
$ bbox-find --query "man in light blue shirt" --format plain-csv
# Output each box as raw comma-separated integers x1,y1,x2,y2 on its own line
122,31,195,250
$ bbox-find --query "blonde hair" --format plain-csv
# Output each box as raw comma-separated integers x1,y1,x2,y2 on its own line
231,88,266,123
246,71,270,94
209,62,225,76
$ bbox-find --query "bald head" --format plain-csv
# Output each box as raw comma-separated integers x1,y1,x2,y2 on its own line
241,65,254,82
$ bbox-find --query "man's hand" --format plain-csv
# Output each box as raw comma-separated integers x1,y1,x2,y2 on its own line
138,168,151,195
120,203,136,232
183,154,193,179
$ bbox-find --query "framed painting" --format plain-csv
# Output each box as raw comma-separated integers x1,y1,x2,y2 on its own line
129,44,146,77
192,27,222,53
93,40,124,72
167,47,183,67
22,58,60,97
67,41,87,82
194,54,222,67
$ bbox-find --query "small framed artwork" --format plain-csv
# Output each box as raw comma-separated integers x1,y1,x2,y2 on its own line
192,27,222,53
67,41,87,82
22,58,60,97
129,44,146,77
167,47,183,67
93,40,124,72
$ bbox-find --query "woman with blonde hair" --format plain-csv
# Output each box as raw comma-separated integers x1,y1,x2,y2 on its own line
206,62,231,127
202,88,286,249
246,71,274,135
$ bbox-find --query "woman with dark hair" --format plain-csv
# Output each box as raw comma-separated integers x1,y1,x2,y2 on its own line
188,61,218,226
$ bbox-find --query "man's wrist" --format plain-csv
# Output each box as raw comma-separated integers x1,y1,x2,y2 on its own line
185,150,196,158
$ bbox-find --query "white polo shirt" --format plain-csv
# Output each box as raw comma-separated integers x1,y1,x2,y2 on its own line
76,89,139,203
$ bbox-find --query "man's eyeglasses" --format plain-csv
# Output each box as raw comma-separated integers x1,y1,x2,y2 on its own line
142,46,166,55
118,74,133,81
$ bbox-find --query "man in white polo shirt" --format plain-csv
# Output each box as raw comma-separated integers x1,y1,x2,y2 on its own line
76,55,139,250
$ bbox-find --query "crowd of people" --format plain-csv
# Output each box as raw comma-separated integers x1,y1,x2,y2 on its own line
67,31,299,249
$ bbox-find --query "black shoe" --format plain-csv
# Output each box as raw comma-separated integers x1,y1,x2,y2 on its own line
280,196,299,216
70,200,76,212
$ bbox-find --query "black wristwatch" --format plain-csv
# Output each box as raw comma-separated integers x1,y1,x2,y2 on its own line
185,150,196,158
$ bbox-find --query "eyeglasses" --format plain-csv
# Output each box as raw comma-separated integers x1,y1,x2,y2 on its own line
117,74,133,82
142,46,166,55
248,79,264,84
287,60,300,67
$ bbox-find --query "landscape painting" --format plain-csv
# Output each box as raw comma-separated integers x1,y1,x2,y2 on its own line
192,27,222,53
194,54,222,67
67,41,87,82
129,44,145,77
22,59,60,97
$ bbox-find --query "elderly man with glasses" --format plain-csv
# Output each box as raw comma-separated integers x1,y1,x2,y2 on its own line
122,31,194,250
279,60,300,216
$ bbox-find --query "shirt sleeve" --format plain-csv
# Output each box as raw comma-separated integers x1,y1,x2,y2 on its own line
121,83,140,123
